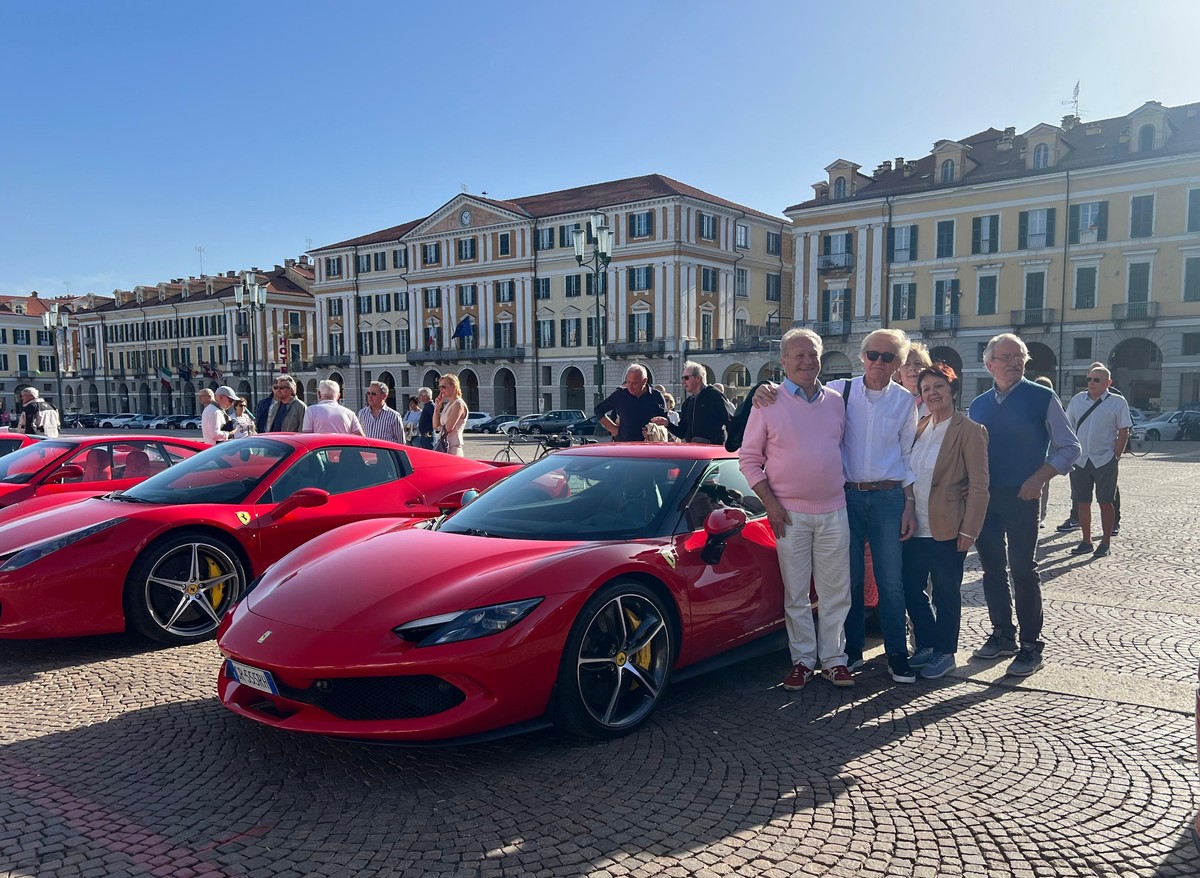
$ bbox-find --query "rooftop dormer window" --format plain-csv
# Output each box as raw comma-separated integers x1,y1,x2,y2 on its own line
833,176,847,199
1032,143,1050,169
940,159,955,183
1138,124,1156,152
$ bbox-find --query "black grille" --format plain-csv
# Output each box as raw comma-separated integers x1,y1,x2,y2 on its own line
276,675,465,721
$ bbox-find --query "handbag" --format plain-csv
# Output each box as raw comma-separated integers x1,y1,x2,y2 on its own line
433,434,449,454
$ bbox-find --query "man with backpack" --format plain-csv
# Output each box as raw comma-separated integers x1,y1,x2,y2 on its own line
17,388,60,438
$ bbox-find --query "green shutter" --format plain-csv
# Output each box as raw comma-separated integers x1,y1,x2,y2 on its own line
887,227,896,261
950,279,960,315
971,217,982,254
628,214,637,238
892,284,902,319
1018,211,1029,249
1045,208,1056,248
909,225,918,261
1189,190,1200,233
1097,201,1109,241
844,232,854,254
1068,205,1080,245
823,235,832,256
1184,257,1200,302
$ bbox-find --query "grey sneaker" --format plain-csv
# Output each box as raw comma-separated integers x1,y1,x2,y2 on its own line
920,652,956,679
908,647,936,668
1006,645,1044,677
972,633,1017,659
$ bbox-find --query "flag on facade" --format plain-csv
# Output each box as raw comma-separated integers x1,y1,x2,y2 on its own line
451,315,473,339
157,367,172,381
178,365,192,382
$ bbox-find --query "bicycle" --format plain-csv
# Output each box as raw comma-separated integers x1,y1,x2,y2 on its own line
492,431,598,463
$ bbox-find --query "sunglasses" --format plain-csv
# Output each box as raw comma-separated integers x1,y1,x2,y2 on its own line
272,385,290,390
366,391,381,396
1086,377,1105,383
865,350,897,363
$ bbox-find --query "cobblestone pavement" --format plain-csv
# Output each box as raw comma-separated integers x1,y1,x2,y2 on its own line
2,446,1198,877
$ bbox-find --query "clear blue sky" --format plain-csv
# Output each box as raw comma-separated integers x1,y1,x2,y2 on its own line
2,0,1195,297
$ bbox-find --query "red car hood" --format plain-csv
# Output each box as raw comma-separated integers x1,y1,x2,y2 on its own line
244,528,593,633
0,496,137,553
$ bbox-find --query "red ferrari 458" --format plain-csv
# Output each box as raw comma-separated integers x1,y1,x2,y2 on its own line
0,435,517,644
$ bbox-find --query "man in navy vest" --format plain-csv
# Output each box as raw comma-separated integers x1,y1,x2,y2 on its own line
968,334,1080,676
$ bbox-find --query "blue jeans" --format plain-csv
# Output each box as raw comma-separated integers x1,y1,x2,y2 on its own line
844,486,908,656
902,537,966,654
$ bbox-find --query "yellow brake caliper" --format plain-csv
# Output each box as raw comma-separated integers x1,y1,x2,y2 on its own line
207,557,224,608
624,608,652,675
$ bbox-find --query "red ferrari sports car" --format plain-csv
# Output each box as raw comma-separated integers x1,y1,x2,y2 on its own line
218,444,826,743
0,432,42,458
0,435,517,644
0,434,206,509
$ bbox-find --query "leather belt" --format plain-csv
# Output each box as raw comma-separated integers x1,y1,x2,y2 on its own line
844,480,901,492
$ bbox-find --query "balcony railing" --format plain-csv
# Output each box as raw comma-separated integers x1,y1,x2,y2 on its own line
793,319,853,338
817,252,854,272
1112,301,1159,321
314,355,351,368
81,368,97,378
1010,308,1057,327
605,340,668,359
919,314,960,333
406,347,527,366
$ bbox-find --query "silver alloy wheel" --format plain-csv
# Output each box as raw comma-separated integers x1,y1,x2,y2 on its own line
1147,429,1160,441
574,592,671,731
142,540,242,639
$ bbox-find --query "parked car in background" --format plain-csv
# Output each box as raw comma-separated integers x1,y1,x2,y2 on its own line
75,413,114,428
504,415,542,436
565,415,604,437
122,414,160,430
61,414,83,429
517,410,587,434
462,411,492,432
1132,410,1186,441
151,415,194,430
99,413,139,428
1176,411,1200,441
1127,407,1147,425
473,414,518,434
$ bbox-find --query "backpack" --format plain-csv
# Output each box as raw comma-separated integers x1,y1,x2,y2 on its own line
724,381,773,452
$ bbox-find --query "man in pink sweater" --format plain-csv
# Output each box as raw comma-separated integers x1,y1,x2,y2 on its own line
739,329,853,690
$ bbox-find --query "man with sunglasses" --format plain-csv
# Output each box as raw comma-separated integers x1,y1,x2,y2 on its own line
357,381,406,444
1064,365,1130,559
650,361,728,444
264,374,307,433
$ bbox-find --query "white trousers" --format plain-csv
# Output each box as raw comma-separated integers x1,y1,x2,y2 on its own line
775,507,852,668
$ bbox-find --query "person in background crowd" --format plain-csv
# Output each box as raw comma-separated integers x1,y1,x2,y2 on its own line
433,373,468,455
200,387,236,445
969,333,1080,677
1064,364,1131,558
403,397,422,445
1033,376,1056,526
712,382,737,417
18,388,59,437
230,397,256,439
740,329,853,691
302,380,365,435
416,387,436,449
358,381,406,444
902,364,990,681
595,364,666,442
662,392,679,424
651,360,729,445
895,342,933,419
755,328,919,684
254,393,273,434
264,375,307,433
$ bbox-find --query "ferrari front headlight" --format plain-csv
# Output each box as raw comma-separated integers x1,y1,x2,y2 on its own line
393,598,543,646
0,519,127,572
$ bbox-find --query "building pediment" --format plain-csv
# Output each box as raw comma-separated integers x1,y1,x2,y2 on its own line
931,139,969,155
409,195,529,238
1022,122,1062,139
824,159,861,173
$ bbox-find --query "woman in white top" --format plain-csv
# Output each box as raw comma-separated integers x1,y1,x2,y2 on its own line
402,397,422,444
894,341,933,420
432,373,468,456
901,363,990,680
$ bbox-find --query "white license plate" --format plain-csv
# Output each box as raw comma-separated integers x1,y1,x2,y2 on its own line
227,659,279,695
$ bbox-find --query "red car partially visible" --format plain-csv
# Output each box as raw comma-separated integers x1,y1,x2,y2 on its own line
0,432,42,458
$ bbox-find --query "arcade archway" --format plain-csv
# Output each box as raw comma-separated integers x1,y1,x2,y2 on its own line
561,366,585,411
1109,337,1162,410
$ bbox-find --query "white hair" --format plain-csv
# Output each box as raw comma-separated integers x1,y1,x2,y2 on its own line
860,328,911,364
21,387,40,398
780,328,823,359
317,379,340,400
625,363,648,381
983,332,1030,364
681,360,707,386
417,387,432,402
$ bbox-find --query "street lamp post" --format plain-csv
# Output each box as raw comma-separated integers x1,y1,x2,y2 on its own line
234,273,266,405
42,303,68,412
574,212,613,405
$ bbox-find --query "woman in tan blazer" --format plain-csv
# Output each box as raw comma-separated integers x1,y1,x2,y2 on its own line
902,363,990,679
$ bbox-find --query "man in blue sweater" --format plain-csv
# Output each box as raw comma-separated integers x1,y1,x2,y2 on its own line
968,334,1080,676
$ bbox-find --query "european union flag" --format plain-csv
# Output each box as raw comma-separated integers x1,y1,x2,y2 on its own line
451,316,473,339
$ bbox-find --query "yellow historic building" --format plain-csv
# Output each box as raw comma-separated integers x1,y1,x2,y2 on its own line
309,174,792,413
787,100,1200,409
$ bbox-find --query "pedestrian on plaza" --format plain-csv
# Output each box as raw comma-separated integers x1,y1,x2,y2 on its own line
1033,376,1056,526
651,360,729,444
968,333,1080,676
302,380,365,435
755,328,919,683
357,381,406,444
894,341,933,419
200,387,236,445
415,387,436,449
595,364,667,442
254,393,273,434
740,328,853,691
264,375,308,433
17,388,59,437
1090,362,1123,536
1064,364,1131,559
902,363,990,680
712,382,737,417
432,373,468,455
403,397,422,444
230,397,257,439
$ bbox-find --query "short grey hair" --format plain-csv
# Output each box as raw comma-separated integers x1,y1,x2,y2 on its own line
681,360,707,385
983,332,1030,364
273,374,297,390
369,380,389,397
20,387,39,398
197,389,214,404
781,327,823,359
860,328,910,364
625,363,648,381
417,387,432,402
317,379,340,400
1088,364,1111,379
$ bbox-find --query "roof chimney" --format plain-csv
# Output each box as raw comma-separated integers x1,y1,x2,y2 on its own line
1061,114,1079,131
894,156,904,168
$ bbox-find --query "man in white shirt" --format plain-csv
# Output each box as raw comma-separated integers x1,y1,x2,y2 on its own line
302,380,365,436
1064,365,1131,558
200,387,238,445
357,381,405,444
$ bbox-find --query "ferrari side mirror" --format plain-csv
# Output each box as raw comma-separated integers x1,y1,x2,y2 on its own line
701,507,747,565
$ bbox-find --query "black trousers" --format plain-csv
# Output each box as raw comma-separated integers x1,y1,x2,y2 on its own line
975,487,1043,646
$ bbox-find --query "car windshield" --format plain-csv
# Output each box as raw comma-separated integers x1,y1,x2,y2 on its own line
0,440,76,484
440,453,696,540
120,438,293,505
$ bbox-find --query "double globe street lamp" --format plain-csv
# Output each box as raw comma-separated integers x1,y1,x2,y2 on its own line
573,212,613,404
233,273,267,405
41,303,70,412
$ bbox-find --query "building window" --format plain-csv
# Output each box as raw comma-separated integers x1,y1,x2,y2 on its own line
1074,337,1093,360
629,266,653,292
394,291,409,311
940,159,955,183
498,232,511,256
457,238,477,261
458,284,477,307
1019,208,1055,249
324,256,342,278
375,294,391,312
1127,262,1151,303
534,278,550,300
395,328,410,354
735,268,748,298
766,273,781,302
328,333,344,356
972,214,999,254
977,275,998,315
373,252,387,271
423,287,441,309
1138,124,1155,152
698,212,717,241
628,312,653,342
535,227,554,251
700,312,713,348
1130,194,1155,238
558,224,580,248
358,331,374,356
376,330,392,356
1074,266,1098,309
536,319,555,348
586,272,607,296
1185,257,1200,303
36,329,53,346
934,279,960,315
1182,333,1200,356
936,220,955,258
422,243,441,266
1024,272,1046,309
628,211,654,239
565,274,582,297
586,316,606,347
356,254,371,274
327,299,343,318
423,325,441,351
821,232,853,269
392,248,407,269
496,280,515,304
494,321,515,348
889,225,916,262
357,295,373,314
1070,201,1109,244
561,318,581,347
700,267,719,293
735,223,750,249
833,177,847,199
766,231,782,256
39,354,56,371
1032,143,1050,169
891,283,916,321
1188,190,1200,233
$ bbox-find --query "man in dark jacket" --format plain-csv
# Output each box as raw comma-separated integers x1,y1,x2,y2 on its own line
652,360,728,444
415,387,436,449
595,364,666,442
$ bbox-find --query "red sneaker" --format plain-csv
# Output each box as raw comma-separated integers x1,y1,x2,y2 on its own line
820,665,855,688
782,663,814,690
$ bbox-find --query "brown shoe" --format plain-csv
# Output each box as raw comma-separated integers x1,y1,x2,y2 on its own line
820,665,855,688
782,663,814,690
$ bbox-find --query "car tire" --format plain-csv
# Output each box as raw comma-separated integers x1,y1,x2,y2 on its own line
530,425,543,434
1146,429,1160,441
553,579,675,739
124,530,247,646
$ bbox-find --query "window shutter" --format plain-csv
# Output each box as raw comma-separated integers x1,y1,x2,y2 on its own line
892,284,901,319
647,267,655,289
821,290,831,322
628,214,636,238
844,232,854,254
988,216,999,253
1097,201,1109,241
971,218,982,254
1068,204,1080,245
822,235,832,256
887,227,896,261
647,211,655,237
908,284,916,319
1018,211,1029,249
908,225,918,261
950,279,960,315
560,319,568,345
934,281,944,316
627,267,636,289
627,313,636,341
1045,208,1056,248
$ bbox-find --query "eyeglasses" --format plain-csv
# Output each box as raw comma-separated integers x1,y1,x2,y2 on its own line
272,385,290,390
682,374,698,380
366,391,381,396
990,354,1024,363
1087,377,1106,383
865,350,897,363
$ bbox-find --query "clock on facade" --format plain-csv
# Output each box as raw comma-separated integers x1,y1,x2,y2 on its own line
459,209,472,227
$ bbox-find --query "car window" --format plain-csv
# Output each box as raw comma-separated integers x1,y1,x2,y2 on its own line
123,438,293,505
266,447,402,502
0,440,75,484
680,459,767,531
64,444,115,482
161,443,201,465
